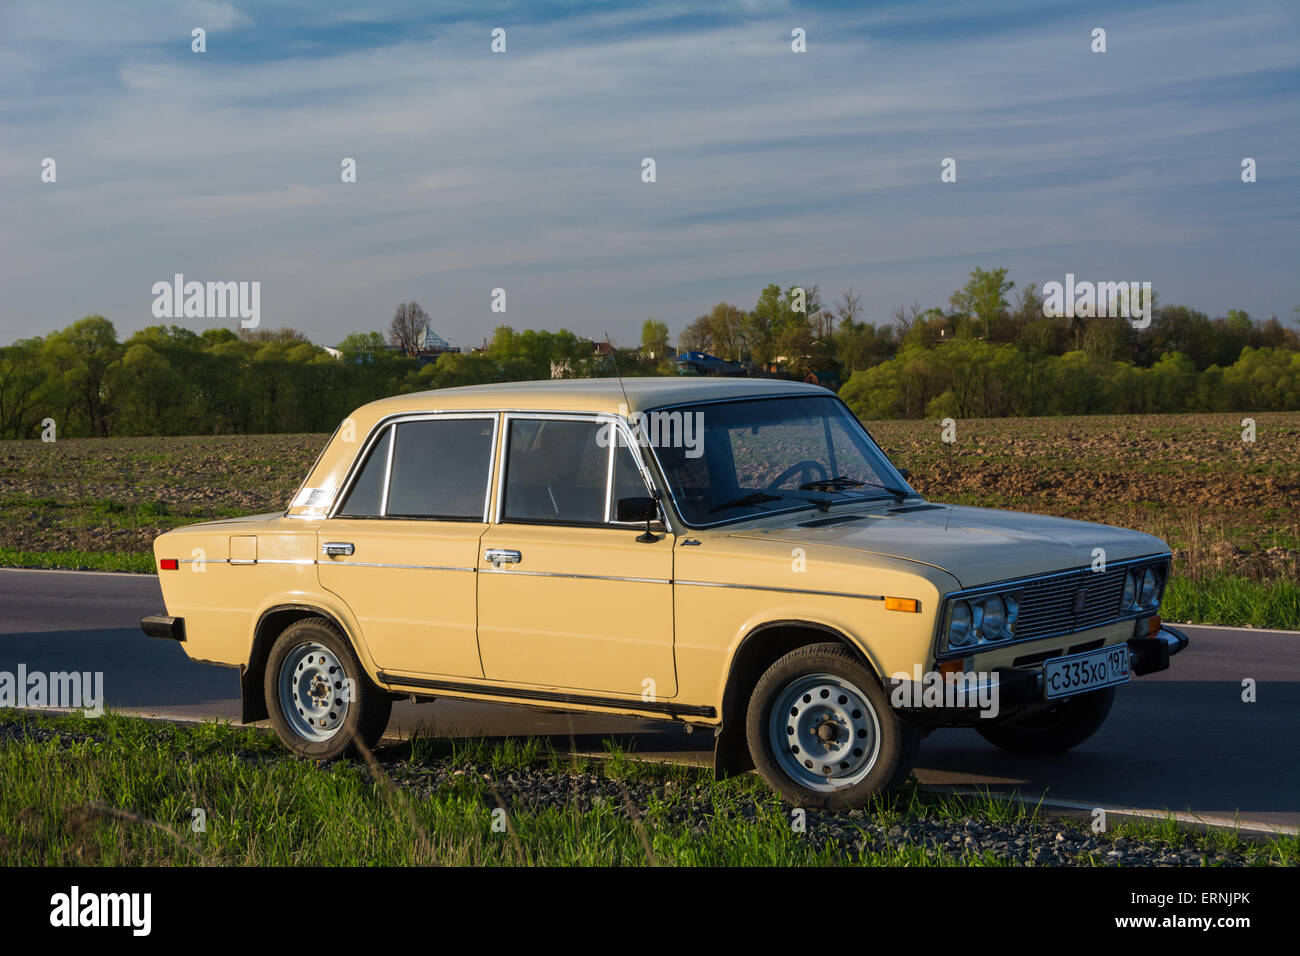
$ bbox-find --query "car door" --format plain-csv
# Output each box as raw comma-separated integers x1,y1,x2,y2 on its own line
317,414,497,678
475,414,677,698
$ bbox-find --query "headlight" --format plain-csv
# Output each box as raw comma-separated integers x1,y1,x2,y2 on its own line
949,601,975,647
944,589,1021,651
981,596,1005,639
1121,570,1138,610
1140,567,1159,607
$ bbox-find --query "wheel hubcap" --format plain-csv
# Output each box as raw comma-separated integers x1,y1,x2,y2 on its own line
769,673,881,791
278,641,350,743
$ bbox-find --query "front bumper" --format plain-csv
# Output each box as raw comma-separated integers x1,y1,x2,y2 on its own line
891,624,1189,722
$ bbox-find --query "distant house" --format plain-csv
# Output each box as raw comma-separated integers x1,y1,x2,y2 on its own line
412,325,461,366
641,344,677,361
417,327,456,354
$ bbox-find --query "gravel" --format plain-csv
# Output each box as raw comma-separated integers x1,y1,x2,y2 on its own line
383,759,1257,867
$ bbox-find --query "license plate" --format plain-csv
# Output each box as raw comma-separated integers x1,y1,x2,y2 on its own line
1043,645,1130,700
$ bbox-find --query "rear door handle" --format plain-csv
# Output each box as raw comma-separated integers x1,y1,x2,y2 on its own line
322,541,354,557
484,548,522,567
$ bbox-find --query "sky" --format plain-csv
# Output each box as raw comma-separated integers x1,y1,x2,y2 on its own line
1,0,1297,350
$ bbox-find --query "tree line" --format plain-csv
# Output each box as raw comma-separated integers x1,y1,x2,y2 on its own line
1,268,1297,438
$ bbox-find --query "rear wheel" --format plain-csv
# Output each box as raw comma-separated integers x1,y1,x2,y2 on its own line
975,687,1115,755
745,642,919,811
264,618,391,760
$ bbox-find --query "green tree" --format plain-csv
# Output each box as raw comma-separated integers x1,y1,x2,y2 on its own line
640,319,669,358
44,316,121,436
949,267,1013,339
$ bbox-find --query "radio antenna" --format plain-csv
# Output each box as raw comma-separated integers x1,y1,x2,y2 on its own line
604,331,634,424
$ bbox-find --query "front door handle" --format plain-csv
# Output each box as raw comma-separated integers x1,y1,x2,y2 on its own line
322,541,354,557
484,548,522,567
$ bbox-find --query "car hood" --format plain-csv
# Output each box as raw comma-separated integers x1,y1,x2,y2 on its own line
729,503,1168,589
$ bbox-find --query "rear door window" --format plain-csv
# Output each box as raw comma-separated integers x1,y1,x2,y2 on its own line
386,418,496,519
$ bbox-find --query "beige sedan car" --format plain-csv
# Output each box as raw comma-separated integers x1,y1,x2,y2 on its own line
142,378,1188,809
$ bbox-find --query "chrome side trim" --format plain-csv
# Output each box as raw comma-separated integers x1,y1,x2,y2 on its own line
480,567,669,584
329,561,477,572
676,579,885,601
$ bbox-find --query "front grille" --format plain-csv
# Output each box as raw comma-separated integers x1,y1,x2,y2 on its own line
1011,563,1153,640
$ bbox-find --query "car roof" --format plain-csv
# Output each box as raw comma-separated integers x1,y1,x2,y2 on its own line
289,377,834,518
351,377,829,417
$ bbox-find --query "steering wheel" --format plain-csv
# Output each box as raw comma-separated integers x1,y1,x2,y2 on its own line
765,459,827,492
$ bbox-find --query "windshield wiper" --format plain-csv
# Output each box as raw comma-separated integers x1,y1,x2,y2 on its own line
800,475,909,504
799,476,866,491
708,491,784,514
860,480,910,504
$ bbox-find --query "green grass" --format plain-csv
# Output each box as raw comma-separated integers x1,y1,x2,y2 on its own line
1,712,1294,867
1163,573,1300,630
0,548,154,573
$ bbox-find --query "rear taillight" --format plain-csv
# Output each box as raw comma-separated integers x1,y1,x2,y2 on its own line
159,558,179,571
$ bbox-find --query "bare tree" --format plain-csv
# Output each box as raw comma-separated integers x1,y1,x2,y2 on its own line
835,289,863,328
389,301,429,356
890,302,922,342
679,314,713,352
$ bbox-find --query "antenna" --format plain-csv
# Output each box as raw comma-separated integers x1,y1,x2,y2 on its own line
604,331,634,421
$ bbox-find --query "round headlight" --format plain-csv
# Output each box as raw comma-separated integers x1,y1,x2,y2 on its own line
981,596,1005,639
1004,594,1019,633
1121,570,1137,610
948,601,975,648
1140,567,1159,607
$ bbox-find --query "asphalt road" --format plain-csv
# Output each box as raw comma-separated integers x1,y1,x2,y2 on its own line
2,567,1296,831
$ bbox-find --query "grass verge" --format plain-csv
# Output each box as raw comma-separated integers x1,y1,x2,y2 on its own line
1163,574,1300,630
0,548,154,573
0,711,1293,867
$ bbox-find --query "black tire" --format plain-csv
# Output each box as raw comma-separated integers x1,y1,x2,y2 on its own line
975,686,1115,755
264,617,392,760
745,642,919,811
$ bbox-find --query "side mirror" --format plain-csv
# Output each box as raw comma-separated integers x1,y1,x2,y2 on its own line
897,468,911,480
616,496,657,523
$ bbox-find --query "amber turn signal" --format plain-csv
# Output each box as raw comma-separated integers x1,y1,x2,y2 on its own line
884,597,919,613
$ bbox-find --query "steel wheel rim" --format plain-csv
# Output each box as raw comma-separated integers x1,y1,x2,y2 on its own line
278,641,350,743
769,672,881,791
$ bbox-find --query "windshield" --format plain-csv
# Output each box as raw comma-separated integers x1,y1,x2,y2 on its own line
649,395,913,527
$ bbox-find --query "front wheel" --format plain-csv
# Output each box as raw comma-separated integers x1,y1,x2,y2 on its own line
975,686,1115,755
745,643,919,811
264,618,392,760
